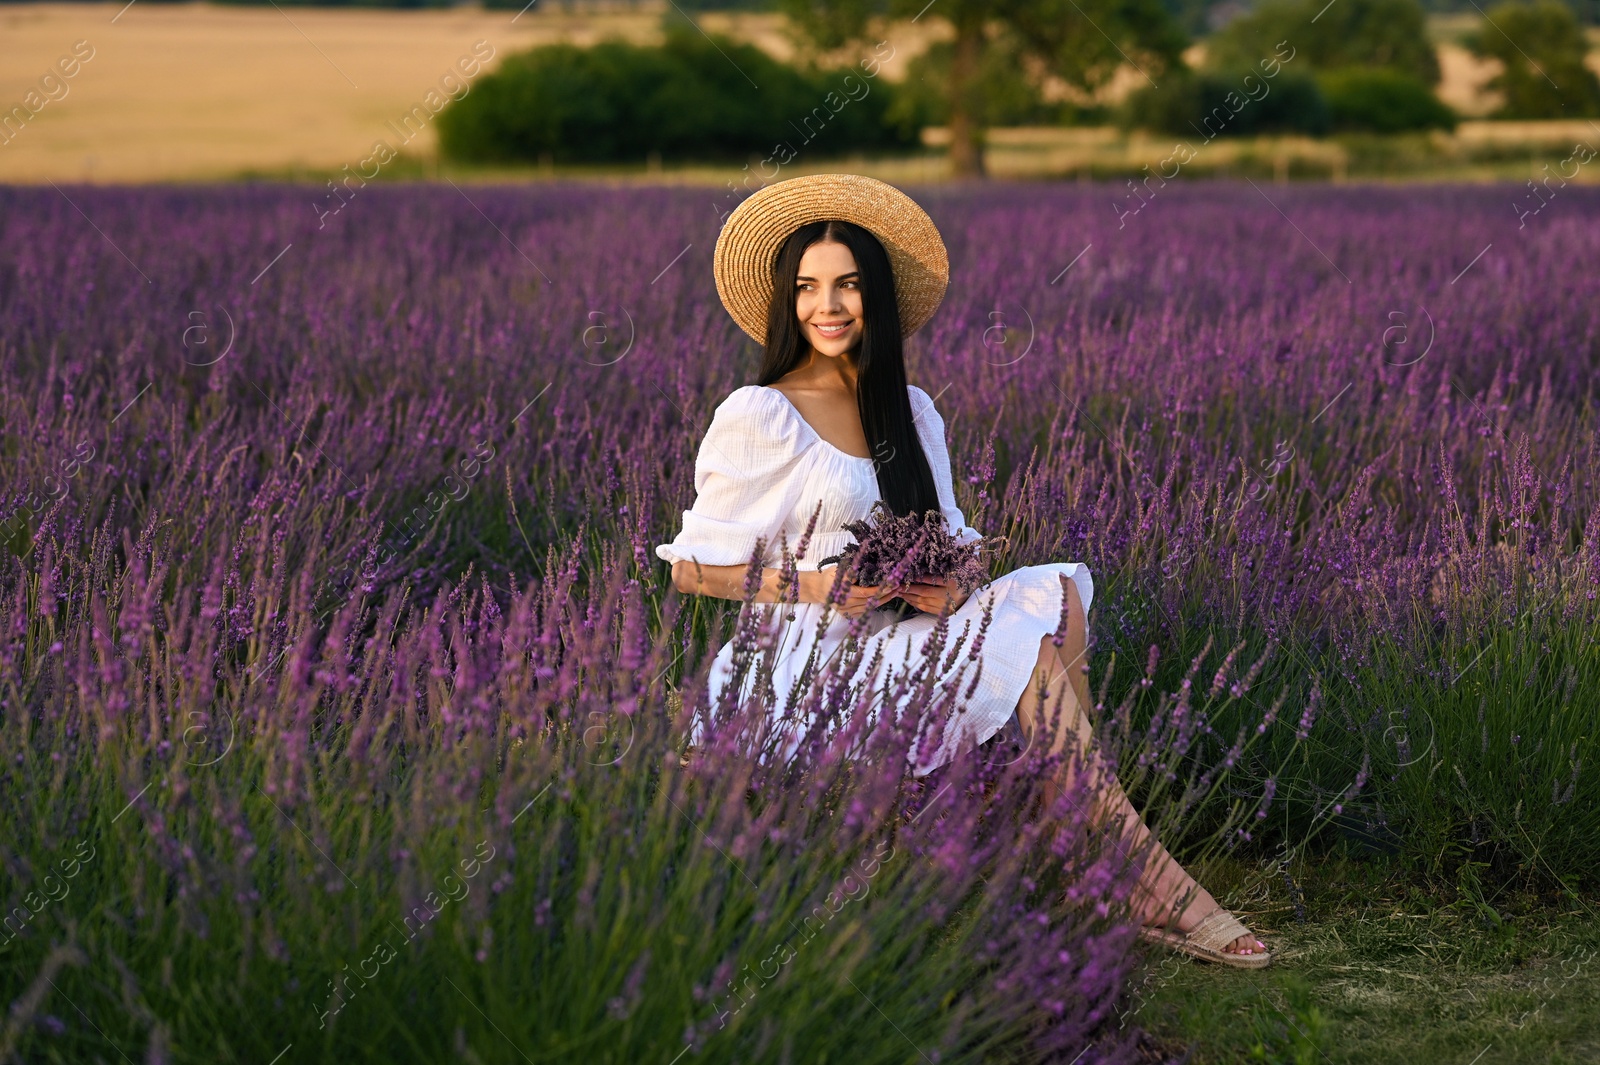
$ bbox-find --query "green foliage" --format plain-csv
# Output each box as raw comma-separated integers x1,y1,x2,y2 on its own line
1162,0,1233,36
1318,67,1458,131
1118,65,1331,136
655,0,780,8
884,25,1094,133
1466,0,1600,118
999,0,1191,96
1332,609,1600,889
436,27,913,164
778,0,1188,110
1,508,35,559
1128,0,1452,141
1205,0,1442,85
1246,973,1329,1064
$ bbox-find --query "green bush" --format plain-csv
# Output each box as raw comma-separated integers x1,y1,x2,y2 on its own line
1118,66,1331,137
437,28,914,164
1318,67,1457,132
1205,0,1441,85
1465,0,1600,119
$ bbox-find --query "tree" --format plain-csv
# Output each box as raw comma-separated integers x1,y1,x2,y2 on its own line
778,0,1188,176
884,23,1101,135
1205,0,1441,85
1466,0,1600,118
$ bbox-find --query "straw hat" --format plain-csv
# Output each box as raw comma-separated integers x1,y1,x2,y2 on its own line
713,173,949,345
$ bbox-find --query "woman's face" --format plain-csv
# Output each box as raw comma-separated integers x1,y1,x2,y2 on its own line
794,240,865,359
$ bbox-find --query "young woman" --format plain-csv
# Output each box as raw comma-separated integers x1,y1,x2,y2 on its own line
655,174,1270,967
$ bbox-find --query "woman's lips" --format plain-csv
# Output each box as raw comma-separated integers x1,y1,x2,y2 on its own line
813,321,853,338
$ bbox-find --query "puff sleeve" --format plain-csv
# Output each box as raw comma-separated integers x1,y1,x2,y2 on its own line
910,385,983,546
655,386,810,569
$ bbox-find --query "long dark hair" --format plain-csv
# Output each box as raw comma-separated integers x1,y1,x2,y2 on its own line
755,219,940,519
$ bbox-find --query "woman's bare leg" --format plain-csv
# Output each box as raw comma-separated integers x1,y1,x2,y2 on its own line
1012,580,1265,957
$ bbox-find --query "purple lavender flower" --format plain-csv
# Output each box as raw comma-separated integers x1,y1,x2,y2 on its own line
818,501,1008,611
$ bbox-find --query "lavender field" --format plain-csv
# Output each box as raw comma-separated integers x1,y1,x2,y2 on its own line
1,180,1598,1063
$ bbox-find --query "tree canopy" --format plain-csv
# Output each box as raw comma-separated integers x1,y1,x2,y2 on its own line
1466,0,1600,117
1204,0,1441,84
778,0,1187,174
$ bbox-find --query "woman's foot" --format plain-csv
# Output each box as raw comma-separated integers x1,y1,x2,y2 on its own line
1137,883,1265,958
1014,613,1265,961
1035,745,1265,958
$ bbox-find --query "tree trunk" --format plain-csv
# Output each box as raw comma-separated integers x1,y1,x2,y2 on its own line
947,9,986,179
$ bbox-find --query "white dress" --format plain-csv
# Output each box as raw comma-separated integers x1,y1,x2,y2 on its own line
655,384,1095,777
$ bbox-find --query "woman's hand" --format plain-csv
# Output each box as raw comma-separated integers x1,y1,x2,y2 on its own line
894,576,970,616
814,568,903,618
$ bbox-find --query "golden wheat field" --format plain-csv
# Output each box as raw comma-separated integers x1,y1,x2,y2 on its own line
0,1,939,183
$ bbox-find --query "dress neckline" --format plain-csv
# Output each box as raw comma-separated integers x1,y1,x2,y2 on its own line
755,385,877,464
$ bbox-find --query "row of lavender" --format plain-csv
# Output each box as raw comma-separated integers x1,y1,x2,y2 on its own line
0,182,1595,1061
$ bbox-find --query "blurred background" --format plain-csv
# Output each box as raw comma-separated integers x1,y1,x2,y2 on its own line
1,0,1597,184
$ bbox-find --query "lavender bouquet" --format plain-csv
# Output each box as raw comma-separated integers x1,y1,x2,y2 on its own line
819,501,1008,615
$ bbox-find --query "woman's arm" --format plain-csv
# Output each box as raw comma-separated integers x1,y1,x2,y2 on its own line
670,560,896,618
670,560,811,601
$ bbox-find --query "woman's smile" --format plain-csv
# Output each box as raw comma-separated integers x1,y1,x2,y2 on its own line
795,240,866,356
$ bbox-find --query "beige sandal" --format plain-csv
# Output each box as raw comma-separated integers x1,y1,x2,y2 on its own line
1139,907,1272,968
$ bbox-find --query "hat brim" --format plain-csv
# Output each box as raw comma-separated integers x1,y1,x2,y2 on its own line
713,173,949,346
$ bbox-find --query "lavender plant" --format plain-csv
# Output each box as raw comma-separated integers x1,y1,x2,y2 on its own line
0,180,1596,1062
